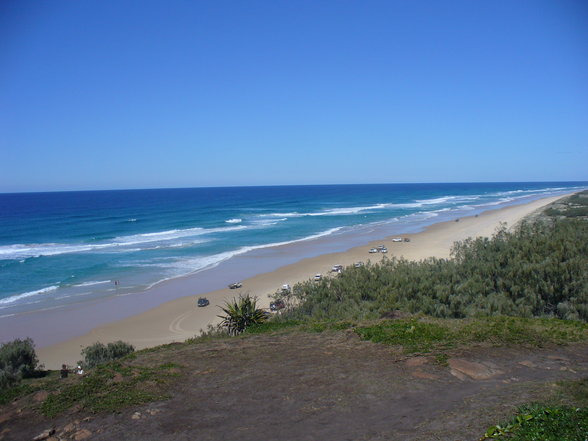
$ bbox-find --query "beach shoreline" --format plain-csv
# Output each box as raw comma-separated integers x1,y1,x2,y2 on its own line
28,194,568,369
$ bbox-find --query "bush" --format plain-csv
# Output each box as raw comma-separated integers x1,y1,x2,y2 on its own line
0,368,17,391
285,218,588,322
0,338,38,390
483,404,588,440
81,340,135,369
218,294,267,336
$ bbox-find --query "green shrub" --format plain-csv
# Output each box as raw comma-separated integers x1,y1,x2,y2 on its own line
218,294,267,336
0,368,18,391
483,404,588,440
354,317,587,353
0,338,38,390
81,340,135,369
41,361,176,417
355,319,451,353
285,218,588,323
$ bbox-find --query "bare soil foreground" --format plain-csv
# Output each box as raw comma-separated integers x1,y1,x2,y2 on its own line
2,331,587,441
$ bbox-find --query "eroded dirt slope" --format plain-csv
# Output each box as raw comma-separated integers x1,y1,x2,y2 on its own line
2,332,588,441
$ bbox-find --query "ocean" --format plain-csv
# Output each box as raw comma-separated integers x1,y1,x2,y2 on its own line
1,182,586,317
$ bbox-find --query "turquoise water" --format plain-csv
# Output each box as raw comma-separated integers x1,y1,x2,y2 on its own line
1,182,585,316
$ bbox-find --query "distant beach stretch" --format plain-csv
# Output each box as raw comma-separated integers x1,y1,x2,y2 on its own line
0,183,585,368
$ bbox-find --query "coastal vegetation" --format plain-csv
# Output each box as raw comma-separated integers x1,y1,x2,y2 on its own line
544,190,588,219
354,316,588,354
282,218,588,323
244,316,588,355
81,341,135,369
41,361,179,417
481,377,588,440
482,403,588,440
0,338,39,390
218,294,267,335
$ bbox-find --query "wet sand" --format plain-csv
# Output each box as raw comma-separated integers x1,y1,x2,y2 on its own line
31,195,567,369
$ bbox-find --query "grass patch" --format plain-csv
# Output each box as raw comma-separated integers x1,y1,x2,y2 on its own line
435,353,449,366
482,404,588,440
355,319,451,353
305,321,356,333
483,376,588,440
458,317,588,346
0,382,38,405
355,317,588,354
244,319,356,335
245,320,302,334
41,361,180,417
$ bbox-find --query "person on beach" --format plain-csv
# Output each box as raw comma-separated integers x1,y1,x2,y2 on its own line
60,364,69,379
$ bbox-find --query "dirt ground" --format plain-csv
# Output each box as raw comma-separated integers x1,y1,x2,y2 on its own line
2,331,588,441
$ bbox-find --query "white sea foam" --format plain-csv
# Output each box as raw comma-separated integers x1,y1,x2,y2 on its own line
0,225,247,260
111,225,246,245
0,243,111,260
309,204,390,216
259,204,391,219
143,227,345,288
492,186,583,198
415,196,454,205
251,218,288,226
225,218,242,224
259,197,490,218
0,285,59,306
476,197,516,207
72,280,111,288
260,212,304,218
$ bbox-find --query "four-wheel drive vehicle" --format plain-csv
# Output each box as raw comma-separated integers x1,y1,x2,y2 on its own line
270,299,286,311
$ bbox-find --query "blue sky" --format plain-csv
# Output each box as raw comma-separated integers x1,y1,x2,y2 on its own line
1,0,587,192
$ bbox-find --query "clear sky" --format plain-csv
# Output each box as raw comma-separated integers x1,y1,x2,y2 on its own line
1,0,587,192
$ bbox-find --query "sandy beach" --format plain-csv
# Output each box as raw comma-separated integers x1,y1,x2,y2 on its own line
34,195,565,369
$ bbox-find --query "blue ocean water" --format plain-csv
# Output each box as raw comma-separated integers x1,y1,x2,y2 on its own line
1,182,586,316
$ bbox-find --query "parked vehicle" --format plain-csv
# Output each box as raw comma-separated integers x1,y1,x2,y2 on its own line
369,248,378,253
228,282,242,289
314,274,322,281
392,238,403,242
331,265,343,272
281,284,291,293
381,248,388,253
354,261,364,268
197,297,210,307
270,299,286,311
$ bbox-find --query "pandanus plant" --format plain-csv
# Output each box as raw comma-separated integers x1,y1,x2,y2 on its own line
218,294,267,335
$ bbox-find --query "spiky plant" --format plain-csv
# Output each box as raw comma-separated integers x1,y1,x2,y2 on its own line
218,294,267,336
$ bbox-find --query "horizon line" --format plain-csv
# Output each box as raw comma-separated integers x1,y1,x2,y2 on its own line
2,180,588,196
